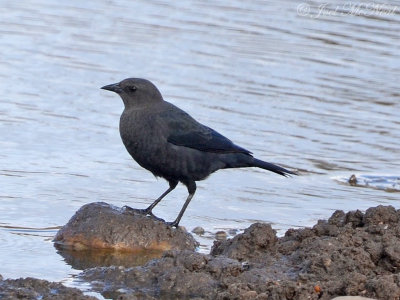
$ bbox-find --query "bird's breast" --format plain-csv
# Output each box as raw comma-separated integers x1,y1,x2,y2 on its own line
119,110,166,167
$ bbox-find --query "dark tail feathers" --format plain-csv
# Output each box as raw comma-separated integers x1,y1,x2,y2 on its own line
252,158,296,177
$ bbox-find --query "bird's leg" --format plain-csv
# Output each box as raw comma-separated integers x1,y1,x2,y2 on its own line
145,180,178,216
124,180,177,217
167,181,196,227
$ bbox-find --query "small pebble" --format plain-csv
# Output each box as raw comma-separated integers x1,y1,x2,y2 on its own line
215,231,227,240
192,226,205,235
178,225,187,232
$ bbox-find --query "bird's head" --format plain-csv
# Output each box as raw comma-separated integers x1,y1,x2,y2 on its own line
101,78,163,108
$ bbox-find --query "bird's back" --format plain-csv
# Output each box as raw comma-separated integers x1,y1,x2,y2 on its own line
119,100,251,182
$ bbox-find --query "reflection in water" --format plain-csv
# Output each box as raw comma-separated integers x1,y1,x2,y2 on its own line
0,0,399,290
54,244,162,270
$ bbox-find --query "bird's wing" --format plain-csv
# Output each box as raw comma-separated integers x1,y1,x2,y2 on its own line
160,103,252,155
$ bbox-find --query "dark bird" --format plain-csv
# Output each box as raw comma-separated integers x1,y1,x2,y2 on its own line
101,78,296,227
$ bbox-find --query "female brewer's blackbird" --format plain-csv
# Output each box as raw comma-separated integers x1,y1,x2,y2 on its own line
101,78,295,227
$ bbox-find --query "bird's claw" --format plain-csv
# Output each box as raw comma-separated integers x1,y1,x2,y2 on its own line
122,206,177,226
166,221,179,228
123,206,167,222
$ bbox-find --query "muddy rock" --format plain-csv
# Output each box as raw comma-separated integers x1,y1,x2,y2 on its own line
211,223,277,262
81,250,243,299
80,205,400,300
53,202,198,252
0,276,97,300
363,205,399,226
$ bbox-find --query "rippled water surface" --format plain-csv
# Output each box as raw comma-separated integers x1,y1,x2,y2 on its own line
1,0,399,290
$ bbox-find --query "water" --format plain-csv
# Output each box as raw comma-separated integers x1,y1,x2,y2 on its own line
1,0,399,291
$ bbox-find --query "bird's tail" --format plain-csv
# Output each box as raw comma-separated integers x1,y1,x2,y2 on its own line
252,158,296,177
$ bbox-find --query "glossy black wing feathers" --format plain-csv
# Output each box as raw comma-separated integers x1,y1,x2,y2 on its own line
162,104,252,155
168,126,252,155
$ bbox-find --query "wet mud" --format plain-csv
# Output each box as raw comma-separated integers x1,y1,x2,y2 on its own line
4,204,400,299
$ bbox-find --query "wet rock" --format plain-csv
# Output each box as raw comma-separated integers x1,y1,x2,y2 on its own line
0,276,97,300
192,226,205,235
349,174,358,185
53,202,198,252
80,250,243,299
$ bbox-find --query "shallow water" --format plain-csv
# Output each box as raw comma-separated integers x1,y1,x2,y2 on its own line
1,0,399,292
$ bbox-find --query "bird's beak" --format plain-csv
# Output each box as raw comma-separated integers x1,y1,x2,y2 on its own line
101,83,122,93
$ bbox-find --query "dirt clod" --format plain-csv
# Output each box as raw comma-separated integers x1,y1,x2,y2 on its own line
0,277,97,300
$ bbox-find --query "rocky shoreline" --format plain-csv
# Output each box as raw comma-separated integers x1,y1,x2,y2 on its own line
2,203,400,299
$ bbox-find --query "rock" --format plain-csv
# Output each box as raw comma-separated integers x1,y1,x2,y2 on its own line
7,204,400,300
211,223,277,262
215,231,227,241
80,250,243,299
363,205,398,226
79,205,400,300
192,226,205,235
349,174,358,185
53,202,198,252
0,276,97,300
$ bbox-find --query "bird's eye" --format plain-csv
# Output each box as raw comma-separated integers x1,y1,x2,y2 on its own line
129,86,137,92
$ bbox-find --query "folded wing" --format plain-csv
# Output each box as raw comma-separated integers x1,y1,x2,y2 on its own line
160,103,252,155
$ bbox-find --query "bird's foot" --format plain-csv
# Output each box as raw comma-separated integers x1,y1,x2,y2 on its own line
123,206,149,215
165,221,179,228
123,206,170,224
